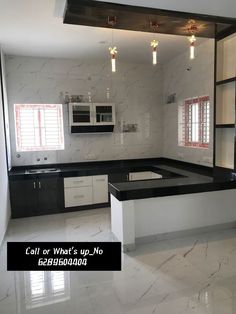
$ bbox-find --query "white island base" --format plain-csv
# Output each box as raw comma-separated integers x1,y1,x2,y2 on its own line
111,189,236,252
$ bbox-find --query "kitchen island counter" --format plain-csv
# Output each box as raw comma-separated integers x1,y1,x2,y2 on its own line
108,164,236,201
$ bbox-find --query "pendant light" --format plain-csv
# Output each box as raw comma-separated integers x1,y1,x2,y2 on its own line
187,20,198,60
109,47,117,72
108,16,118,73
150,22,159,65
189,35,196,59
151,40,158,65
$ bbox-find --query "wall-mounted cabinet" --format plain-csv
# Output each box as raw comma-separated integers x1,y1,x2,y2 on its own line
69,103,92,125
69,103,115,133
215,32,236,171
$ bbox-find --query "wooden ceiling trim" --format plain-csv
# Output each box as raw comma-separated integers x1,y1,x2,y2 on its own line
63,0,236,38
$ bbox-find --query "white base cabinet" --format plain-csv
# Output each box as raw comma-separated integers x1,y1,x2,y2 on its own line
64,186,93,208
93,175,108,204
64,175,108,208
129,171,162,181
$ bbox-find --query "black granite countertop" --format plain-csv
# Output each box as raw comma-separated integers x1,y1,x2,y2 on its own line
8,157,236,201
108,164,236,201
8,158,184,179
8,158,159,178
8,158,212,178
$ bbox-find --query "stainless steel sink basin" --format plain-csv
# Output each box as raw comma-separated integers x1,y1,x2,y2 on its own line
25,168,59,174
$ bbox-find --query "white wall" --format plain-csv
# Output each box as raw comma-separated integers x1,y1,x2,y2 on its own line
135,190,236,238
6,56,163,166
0,50,11,246
162,40,214,166
111,189,236,250
1,51,11,168
97,0,236,18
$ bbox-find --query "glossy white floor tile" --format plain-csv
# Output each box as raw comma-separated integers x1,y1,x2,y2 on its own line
1,207,236,314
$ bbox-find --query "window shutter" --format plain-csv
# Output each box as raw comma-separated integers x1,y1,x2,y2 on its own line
51,271,65,294
14,104,64,152
179,96,210,148
29,271,45,298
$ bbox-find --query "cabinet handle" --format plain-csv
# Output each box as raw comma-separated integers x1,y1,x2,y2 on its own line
33,182,36,189
38,181,41,189
95,179,105,182
74,195,84,198
74,180,84,184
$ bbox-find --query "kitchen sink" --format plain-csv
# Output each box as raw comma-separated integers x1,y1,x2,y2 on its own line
25,168,59,174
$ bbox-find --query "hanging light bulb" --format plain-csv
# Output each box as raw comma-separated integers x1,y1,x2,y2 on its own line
108,16,117,73
189,35,196,60
150,21,159,66
109,47,117,72
151,40,159,65
187,20,198,60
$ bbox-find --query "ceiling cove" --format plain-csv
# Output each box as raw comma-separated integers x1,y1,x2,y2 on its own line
63,0,236,38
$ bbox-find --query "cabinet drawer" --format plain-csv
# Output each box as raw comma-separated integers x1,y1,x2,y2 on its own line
151,172,162,179
93,175,108,204
129,171,162,181
92,175,108,184
129,171,152,181
64,186,93,208
64,176,92,188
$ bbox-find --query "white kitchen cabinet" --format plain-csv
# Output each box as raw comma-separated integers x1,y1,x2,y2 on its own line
129,171,162,181
64,176,92,188
151,172,163,179
69,103,115,126
93,175,108,204
93,103,115,125
64,186,93,207
69,103,93,126
64,174,108,208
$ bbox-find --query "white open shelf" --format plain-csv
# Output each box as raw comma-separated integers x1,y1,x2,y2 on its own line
215,128,235,169
217,33,236,81
216,81,235,125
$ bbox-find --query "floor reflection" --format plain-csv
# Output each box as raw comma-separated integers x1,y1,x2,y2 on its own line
1,208,236,314
17,271,70,310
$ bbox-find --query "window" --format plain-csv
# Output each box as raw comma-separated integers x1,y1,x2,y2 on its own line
24,271,70,309
14,104,64,152
178,96,210,148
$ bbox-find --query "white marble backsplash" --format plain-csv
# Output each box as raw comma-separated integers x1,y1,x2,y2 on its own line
6,39,214,167
162,40,214,167
6,56,163,166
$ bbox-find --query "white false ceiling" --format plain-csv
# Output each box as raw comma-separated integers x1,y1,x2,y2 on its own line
96,0,236,18
0,0,207,64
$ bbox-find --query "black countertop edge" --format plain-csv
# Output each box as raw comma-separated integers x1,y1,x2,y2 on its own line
9,157,162,172
109,180,236,201
9,157,236,201
8,157,213,179
160,158,213,176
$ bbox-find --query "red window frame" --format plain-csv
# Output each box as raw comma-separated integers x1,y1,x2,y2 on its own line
14,104,64,152
183,96,210,148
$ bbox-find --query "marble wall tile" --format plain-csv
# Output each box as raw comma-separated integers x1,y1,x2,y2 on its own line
6,56,163,166
5,39,214,167
162,40,214,167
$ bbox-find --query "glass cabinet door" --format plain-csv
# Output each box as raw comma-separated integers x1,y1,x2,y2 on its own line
94,104,114,125
70,104,92,125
